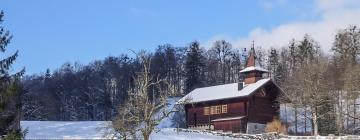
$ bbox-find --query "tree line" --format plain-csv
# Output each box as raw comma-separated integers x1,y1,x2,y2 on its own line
21,41,246,121
21,25,360,136
281,26,360,136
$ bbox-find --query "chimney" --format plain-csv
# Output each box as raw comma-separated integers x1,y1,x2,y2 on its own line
238,82,243,91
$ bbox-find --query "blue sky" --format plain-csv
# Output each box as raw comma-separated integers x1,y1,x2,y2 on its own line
1,0,359,74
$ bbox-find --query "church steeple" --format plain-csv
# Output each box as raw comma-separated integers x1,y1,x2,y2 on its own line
246,45,257,67
240,44,268,84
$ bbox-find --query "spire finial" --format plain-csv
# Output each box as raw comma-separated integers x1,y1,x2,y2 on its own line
251,40,255,49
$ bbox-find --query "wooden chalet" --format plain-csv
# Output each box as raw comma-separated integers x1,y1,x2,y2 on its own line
178,47,284,134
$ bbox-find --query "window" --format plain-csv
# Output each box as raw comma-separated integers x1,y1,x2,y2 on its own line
204,107,210,115
210,106,216,114
215,106,221,114
206,104,228,115
222,105,228,113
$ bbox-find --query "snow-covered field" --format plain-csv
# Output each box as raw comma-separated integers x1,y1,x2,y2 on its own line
21,97,242,139
21,121,114,139
21,121,360,140
151,128,241,140
22,98,359,140
21,121,242,140
21,98,187,139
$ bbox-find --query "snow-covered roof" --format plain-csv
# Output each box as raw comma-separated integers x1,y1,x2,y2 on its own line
178,78,271,104
211,116,246,122
240,66,269,73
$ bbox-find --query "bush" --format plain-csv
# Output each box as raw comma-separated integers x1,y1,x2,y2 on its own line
2,129,27,140
265,118,287,134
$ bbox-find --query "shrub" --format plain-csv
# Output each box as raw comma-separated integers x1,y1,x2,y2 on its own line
265,118,287,134
2,129,27,140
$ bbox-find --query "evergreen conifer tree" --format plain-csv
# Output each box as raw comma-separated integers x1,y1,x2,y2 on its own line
184,41,205,93
0,10,25,139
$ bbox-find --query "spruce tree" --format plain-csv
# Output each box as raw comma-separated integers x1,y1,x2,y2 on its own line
184,41,205,93
268,48,279,81
0,10,25,138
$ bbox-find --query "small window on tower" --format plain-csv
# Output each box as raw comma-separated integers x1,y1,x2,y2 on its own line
222,104,228,113
204,107,210,115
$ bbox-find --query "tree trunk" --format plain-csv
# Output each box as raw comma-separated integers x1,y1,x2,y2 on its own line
143,132,150,140
312,110,318,136
353,102,356,134
294,107,298,135
284,104,288,125
336,92,343,135
346,99,350,133
304,109,307,133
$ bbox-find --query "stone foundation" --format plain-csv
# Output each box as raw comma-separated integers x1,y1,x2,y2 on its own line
246,122,266,134
188,124,214,131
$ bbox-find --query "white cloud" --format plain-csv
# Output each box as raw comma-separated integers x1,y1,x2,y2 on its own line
210,0,360,52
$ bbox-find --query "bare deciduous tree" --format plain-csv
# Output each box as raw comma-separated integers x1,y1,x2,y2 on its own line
285,56,333,136
112,51,178,140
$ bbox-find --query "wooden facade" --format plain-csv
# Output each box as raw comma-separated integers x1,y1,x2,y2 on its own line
244,72,263,84
185,98,248,127
182,46,283,133
247,83,280,124
185,82,281,133
213,118,247,133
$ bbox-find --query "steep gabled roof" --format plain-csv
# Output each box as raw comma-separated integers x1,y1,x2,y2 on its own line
178,78,271,104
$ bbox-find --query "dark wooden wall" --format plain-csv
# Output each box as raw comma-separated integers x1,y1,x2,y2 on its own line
213,119,247,133
244,72,263,84
185,81,281,130
247,82,280,124
185,98,248,126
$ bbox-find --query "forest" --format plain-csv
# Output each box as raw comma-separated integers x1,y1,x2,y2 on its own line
20,26,360,136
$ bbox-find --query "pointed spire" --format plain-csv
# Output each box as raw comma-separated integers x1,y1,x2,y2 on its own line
240,42,268,84
246,45,256,67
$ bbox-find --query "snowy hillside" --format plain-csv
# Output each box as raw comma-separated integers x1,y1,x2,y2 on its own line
156,97,182,128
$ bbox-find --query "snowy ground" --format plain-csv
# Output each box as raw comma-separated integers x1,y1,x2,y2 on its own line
151,128,242,140
21,98,250,140
21,97,182,139
156,97,181,129
21,121,242,140
21,121,114,139
21,121,360,140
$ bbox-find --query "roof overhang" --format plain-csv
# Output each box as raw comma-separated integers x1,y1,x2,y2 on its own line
211,116,246,122
240,66,269,73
